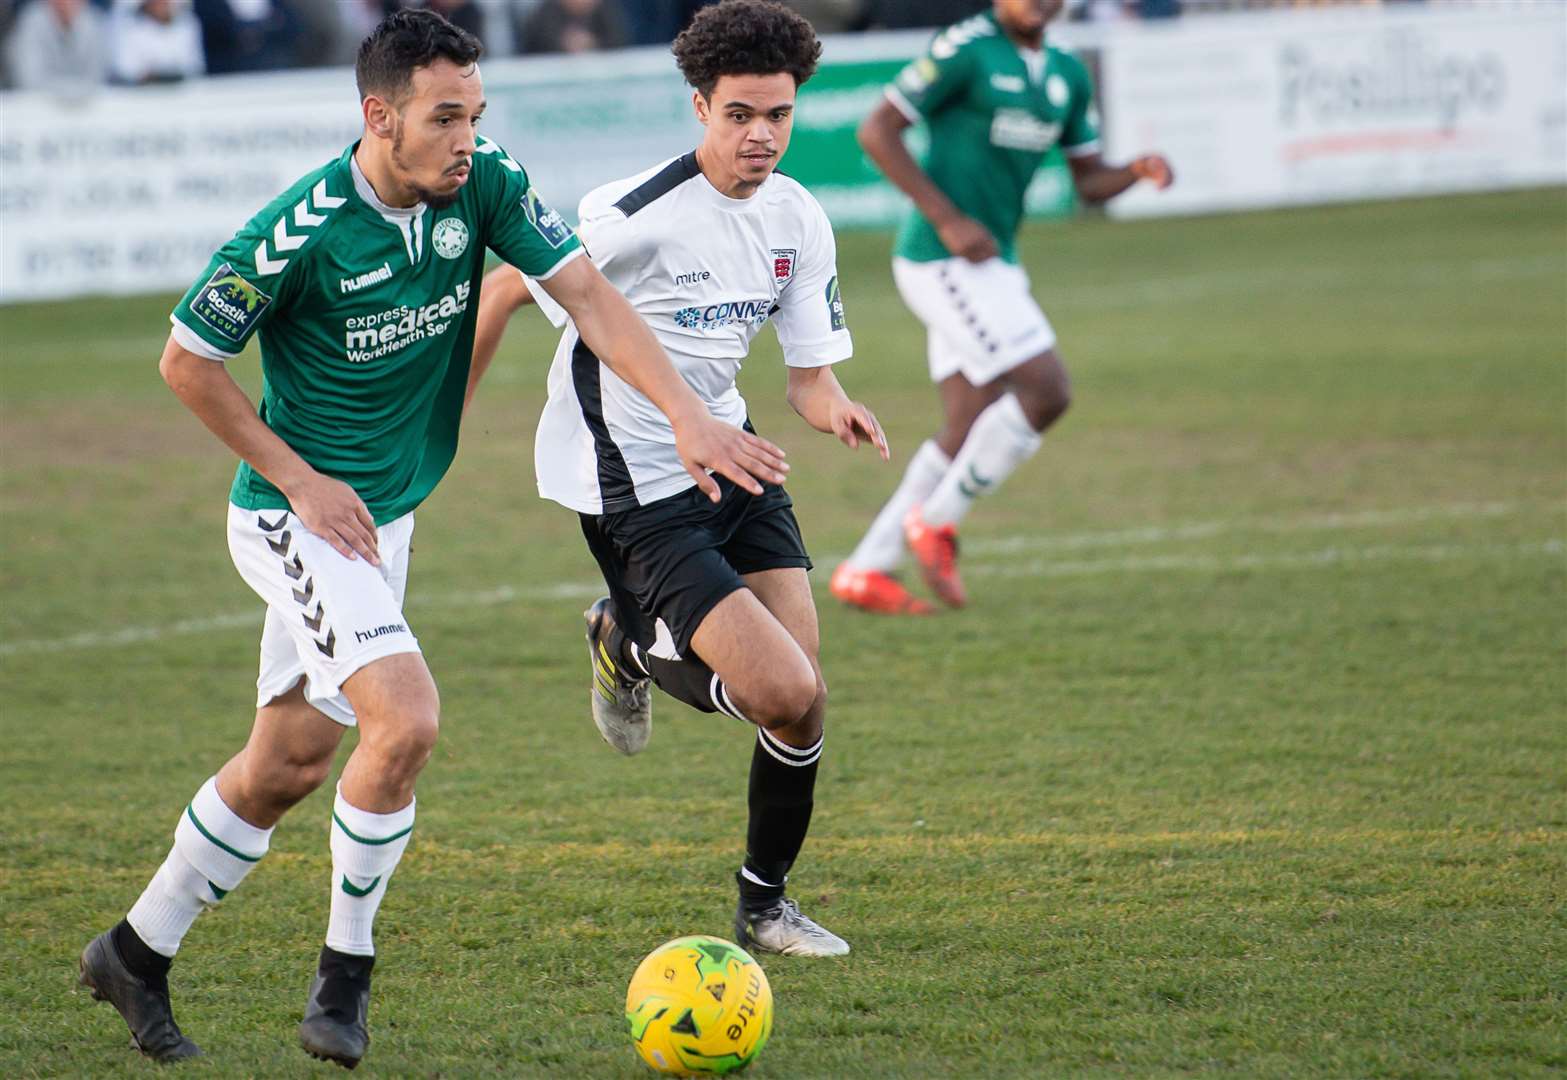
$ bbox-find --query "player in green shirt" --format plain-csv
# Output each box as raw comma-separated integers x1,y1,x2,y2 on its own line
831,0,1173,615
75,10,785,1069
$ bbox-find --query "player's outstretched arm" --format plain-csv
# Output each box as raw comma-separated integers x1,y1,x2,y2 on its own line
535,256,791,502
466,265,537,413
858,99,998,263
1068,152,1174,205
158,337,381,565
785,365,889,461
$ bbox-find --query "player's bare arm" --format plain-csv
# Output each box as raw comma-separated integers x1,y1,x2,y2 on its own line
536,254,790,501
158,338,381,565
785,365,889,461
464,264,537,412
858,98,998,263
1068,151,1174,204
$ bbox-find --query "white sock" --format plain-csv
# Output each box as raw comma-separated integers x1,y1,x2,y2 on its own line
922,394,1043,528
325,786,415,957
127,776,273,957
845,439,951,571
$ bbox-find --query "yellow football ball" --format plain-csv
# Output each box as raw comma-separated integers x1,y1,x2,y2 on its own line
625,935,774,1076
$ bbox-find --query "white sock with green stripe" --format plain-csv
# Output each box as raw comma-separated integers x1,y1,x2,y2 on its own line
922,394,1043,528
326,786,415,957
127,776,273,957
845,439,951,572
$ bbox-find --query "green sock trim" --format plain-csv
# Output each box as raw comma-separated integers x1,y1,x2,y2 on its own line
185,804,261,863
331,811,414,846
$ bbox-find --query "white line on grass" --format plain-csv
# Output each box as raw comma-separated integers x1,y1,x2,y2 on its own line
965,539,1564,581
961,501,1521,556
0,503,1558,658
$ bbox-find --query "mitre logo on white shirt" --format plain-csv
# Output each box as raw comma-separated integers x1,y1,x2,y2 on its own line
532,155,854,515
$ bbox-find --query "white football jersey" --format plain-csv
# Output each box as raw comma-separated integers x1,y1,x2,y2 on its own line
530,154,853,515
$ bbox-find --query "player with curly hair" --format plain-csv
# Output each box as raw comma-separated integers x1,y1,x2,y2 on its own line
470,0,884,957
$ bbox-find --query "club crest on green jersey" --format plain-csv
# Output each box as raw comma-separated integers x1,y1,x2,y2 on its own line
191,263,273,343
523,187,573,249
432,217,470,260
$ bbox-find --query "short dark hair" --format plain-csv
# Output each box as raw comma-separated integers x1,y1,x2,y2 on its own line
356,9,483,105
672,0,822,99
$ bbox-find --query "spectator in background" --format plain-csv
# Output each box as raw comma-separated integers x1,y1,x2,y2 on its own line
110,0,204,84
332,0,397,63
783,0,867,33
191,0,301,73
517,0,625,54
861,0,987,29
420,0,487,44
6,0,109,94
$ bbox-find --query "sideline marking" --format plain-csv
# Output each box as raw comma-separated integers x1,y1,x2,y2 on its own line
1,503,1558,658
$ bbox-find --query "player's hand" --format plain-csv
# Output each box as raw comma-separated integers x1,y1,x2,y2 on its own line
830,400,890,461
285,472,381,566
936,214,1000,264
1131,154,1174,190
675,413,789,503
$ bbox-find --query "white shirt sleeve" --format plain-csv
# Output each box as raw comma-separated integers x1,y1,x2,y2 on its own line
520,195,623,329
772,199,853,368
169,314,238,361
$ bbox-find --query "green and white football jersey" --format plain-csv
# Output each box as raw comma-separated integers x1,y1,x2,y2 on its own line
887,12,1100,264
172,138,582,524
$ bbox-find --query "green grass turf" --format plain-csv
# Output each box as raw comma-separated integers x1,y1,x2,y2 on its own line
2,187,1564,1077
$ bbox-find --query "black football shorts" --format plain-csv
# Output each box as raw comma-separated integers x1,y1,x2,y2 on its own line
579,477,812,658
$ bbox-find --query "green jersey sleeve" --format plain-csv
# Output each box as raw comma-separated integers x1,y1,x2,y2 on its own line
170,178,329,358
887,23,983,121
1058,51,1102,155
473,135,583,279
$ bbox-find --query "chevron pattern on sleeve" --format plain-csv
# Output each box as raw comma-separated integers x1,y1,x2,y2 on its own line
255,179,347,276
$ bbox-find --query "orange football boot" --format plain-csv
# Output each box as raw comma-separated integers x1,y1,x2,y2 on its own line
902,507,966,608
829,563,933,615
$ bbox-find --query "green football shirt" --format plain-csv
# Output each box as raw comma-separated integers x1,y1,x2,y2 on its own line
172,138,582,524
888,12,1100,264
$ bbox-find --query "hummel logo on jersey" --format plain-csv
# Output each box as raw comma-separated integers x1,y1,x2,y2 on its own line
354,622,407,644
674,269,711,286
340,262,393,294
673,299,773,331
990,73,1025,93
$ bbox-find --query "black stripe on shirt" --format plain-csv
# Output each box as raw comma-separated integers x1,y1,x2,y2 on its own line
570,336,639,513
613,153,701,218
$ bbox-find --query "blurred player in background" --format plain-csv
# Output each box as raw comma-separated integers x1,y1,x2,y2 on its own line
75,9,779,1069
470,0,884,958
831,0,1173,614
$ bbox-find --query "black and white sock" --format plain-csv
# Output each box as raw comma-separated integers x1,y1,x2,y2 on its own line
627,641,750,722
738,727,823,912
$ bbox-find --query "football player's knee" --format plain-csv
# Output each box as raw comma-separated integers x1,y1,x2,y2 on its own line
1014,368,1071,429
277,752,335,803
366,709,440,779
752,667,819,730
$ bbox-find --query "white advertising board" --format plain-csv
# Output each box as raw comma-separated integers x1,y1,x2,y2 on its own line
0,51,700,303
1101,4,1567,218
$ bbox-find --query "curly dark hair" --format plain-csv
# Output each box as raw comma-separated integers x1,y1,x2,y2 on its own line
673,0,822,99
356,9,483,104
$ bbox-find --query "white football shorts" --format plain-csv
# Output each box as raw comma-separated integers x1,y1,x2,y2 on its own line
892,255,1057,386
227,503,420,727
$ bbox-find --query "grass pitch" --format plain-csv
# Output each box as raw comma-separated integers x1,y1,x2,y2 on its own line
2,188,1564,1077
